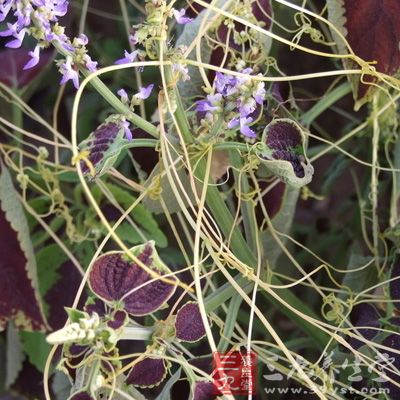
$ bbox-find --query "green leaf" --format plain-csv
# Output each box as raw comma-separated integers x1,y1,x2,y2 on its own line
261,185,299,272
52,371,72,400
19,331,50,373
6,322,25,388
115,223,142,244
103,183,167,247
340,252,378,300
143,162,195,215
36,244,68,296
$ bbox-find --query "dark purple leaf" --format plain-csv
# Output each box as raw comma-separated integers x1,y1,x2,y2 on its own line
107,310,128,329
192,381,217,400
127,357,167,388
272,81,292,105
69,391,95,400
89,242,177,316
381,334,400,399
0,48,54,89
327,0,400,103
175,302,206,342
46,260,86,330
390,256,400,310
0,164,46,331
84,298,106,317
348,303,381,350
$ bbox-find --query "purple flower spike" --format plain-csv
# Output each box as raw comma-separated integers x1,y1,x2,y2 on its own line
193,381,217,400
127,357,167,388
23,45,40,70
88,242,177,316
175,302,206,342
173,8,193,24
122,120,132,141
135,84,154,100
115,49,138,65
59,58,80,89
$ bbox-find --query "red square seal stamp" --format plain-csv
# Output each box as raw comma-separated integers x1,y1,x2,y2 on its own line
212,350,258,395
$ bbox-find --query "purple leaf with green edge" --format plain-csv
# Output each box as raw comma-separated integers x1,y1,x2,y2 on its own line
78,117,133,179
381,334,400,399
65,343,90,359
88,241,177,316
0,163,46,331
84,298,106,317
348,303,381,350
107,310,128,330
0,48,54,89
175,302,206,342
258,118,314,188
389,256,400,310
327,0,400,108
192,381,217,400
127,357,168,388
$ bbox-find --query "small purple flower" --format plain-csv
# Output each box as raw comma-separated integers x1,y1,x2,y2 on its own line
238,97,256,117
23,45,41,70
84,55,98,72
134,84,154,100
75,33,88,46
0,23,26,48
228,116,256,138
117,88,129,103
122,120,132,141
129,32,138,45
253,82,266,104
59,58,80,89
173,8,193,24
240,117,256,138
172,63,190,81
0,1,13,22
196,93,222,113
114,49,138,65
215,72,237,96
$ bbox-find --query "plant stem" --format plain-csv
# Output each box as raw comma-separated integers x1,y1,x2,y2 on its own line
301,81,351,126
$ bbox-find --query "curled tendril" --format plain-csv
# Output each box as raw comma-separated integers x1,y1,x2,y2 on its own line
147,175,163,200
321,293,346,323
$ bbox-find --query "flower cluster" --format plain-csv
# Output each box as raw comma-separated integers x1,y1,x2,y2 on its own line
0,0,97,88
196,68,266,138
